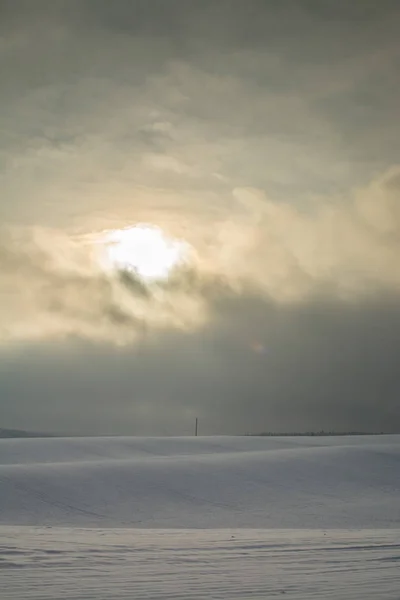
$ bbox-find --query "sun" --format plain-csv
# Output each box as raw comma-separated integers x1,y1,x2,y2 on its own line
101,224,188,281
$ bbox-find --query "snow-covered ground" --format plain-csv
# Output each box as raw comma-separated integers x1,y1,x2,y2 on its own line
1,435,399,598
2,527,400,599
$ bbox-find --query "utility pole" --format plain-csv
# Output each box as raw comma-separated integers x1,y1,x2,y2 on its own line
195,417,198,437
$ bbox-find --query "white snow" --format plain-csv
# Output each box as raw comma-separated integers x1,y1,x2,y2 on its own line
1,435,399,598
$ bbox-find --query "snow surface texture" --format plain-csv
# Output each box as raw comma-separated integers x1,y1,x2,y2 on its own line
1,435,400,598
1,528,400,600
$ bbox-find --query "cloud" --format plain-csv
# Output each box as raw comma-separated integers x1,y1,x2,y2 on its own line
1,0,400,232
1,1,400,434
1,290,399,435
0,226,207,344
0,166,399,345
226,166,400,300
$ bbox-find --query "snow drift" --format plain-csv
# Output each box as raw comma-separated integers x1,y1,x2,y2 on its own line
1,435,399,528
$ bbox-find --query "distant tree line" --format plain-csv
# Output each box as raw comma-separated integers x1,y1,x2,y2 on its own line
0,428,53,438
247,430,386,437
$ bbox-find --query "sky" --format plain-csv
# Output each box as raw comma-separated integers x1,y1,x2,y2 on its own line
1,0,400,435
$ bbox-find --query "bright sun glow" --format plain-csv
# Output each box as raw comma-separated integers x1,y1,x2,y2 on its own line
102,224,188,281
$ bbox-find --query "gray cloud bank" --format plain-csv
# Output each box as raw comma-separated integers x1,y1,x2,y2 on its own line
1,291,399,435
1,0,400,229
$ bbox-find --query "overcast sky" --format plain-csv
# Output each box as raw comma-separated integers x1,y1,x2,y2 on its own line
1,0,400,435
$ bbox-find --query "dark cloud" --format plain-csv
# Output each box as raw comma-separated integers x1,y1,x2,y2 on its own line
1,291,399,435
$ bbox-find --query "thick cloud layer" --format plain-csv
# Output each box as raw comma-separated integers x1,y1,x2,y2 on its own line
1,292,399,434
1,0,400,434
1,167,399,344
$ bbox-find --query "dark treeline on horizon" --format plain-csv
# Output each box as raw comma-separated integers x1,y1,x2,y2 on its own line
248,431,387,437
0,428,53,438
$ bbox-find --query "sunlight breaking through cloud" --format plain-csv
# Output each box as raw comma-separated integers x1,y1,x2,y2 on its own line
0,166,399,345
98,224,191,282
